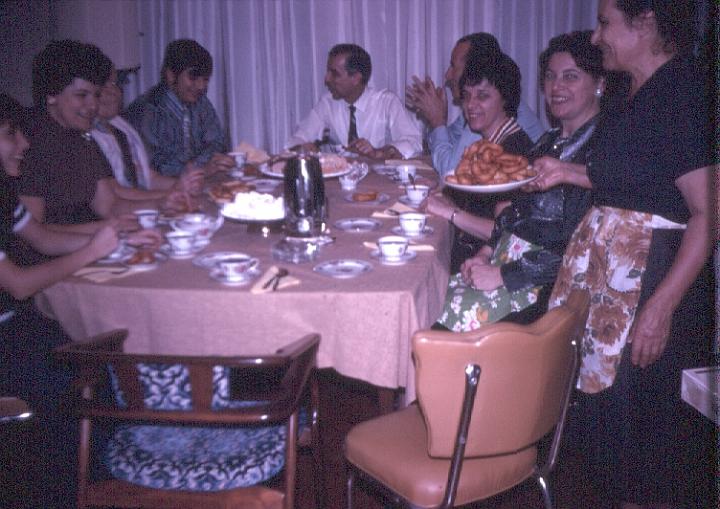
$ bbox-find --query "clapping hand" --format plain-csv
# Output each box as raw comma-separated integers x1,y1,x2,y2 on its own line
405,76,447,129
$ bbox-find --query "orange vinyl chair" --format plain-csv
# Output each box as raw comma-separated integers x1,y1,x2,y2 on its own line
345,289,589,509
55,330,320,509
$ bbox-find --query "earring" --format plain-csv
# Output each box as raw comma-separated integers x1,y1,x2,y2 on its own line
595,88,603,98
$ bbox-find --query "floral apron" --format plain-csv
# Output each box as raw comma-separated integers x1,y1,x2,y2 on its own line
549,206,686,393
437,232,542,332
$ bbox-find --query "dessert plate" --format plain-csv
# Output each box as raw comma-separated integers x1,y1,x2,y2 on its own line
97,244,135,264
342,192,390,205
313,259,372,279
334,218,382,233
122,251,168,271
369,249,417,266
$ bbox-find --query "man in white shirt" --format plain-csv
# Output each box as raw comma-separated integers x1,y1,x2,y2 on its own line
406,32,545,175
287,44,422,160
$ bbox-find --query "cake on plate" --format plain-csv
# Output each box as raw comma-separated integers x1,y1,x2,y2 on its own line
221,191,285,221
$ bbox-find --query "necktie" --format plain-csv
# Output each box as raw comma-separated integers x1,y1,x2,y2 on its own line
348,104,358,144
182,107,192,158
109,125,138,187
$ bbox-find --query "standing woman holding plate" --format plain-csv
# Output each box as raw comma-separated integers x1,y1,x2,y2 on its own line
548,0,716,507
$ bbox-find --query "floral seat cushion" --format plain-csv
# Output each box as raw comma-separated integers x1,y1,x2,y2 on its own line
105,423,286,491
103,363,295,491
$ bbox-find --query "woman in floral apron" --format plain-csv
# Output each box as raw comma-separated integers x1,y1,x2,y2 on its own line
428,30,605,331
547,1,716,507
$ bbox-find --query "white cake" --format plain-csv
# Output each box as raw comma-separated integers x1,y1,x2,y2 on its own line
221,191,285,221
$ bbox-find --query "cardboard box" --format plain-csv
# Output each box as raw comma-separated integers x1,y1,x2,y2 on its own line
681,367,719,425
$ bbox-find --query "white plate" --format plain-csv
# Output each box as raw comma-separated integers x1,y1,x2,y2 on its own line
220,207,285,222
313,259,372,279
370,249,417,266
97,245,136,264
159,243,206,260
260,163,352,179
122,251,168,270
334,218,382,232
372,164,397,177
209,266,261,286
342,192,390,205
193,251,255,269
443,175,537,193
391,225,434,238
397,195,423,208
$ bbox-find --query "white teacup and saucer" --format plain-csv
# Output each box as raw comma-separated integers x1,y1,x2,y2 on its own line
371,235,417,266
209,255,261,285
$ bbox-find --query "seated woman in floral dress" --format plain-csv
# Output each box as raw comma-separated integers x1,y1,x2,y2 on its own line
427,30,607,331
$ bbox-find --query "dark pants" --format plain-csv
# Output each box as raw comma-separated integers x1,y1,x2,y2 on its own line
0,302,78,509
564,230,716,507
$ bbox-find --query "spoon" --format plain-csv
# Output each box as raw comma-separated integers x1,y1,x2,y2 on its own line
408,173,417,189
272,268,290,291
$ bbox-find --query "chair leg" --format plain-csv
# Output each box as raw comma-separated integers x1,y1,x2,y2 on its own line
346,466,354,509
535,472,554,509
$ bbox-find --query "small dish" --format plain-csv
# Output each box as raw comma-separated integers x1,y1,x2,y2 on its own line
370,249,417,266
397,195,423,208
391,225,435,238
333,218,382,232
193,251,256,269
209,266,261,286
97,245,135,264
313,259,372,279
122,251,167,271
343,192,389,205
160,243,205,260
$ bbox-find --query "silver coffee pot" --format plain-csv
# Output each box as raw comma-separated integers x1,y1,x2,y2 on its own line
283,155,327,238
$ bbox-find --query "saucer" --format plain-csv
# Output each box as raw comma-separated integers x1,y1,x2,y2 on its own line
398,195,423,208
334,218,382,232
313,259,372,279
160,243,204,260
209,266,261,286
193,251,255,269
370,249,417,266
391,225,434,238
98,245,135,264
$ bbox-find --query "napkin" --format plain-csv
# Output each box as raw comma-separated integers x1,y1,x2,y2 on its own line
363,241,435,252
73,266,143,283
233,141,270,164
384,159,435,172
371,202,417,219
250,266,301,294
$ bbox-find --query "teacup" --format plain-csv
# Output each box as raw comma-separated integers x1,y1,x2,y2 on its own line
165,231,196,255
405,184,429,204
396,164,417,183
398,212,426,236
217,256,259,280
339,174,358,191
175,213,219,238
228,151,247,168
134,208,159,229
377,235,409,261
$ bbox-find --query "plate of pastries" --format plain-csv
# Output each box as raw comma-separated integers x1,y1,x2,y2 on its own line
444,140,536,193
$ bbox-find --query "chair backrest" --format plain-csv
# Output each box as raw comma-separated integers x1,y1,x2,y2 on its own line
413,289,589,458
55,331,320,425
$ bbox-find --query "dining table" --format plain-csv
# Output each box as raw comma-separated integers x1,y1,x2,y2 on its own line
38,161,451,404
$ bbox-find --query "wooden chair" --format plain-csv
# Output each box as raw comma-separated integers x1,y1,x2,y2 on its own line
55,330,320,509
345,289,589,509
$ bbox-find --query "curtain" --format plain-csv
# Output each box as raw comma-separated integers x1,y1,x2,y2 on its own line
128,0,598,154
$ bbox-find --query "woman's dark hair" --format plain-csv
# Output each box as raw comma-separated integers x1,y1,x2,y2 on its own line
459,51,521,116
0,94,28,132
32,40,112,109
161,39,213,82
539,30,606,85
615,0,697,54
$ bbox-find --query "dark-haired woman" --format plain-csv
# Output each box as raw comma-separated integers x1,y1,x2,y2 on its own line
548,1,716,507
427,31,604,330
